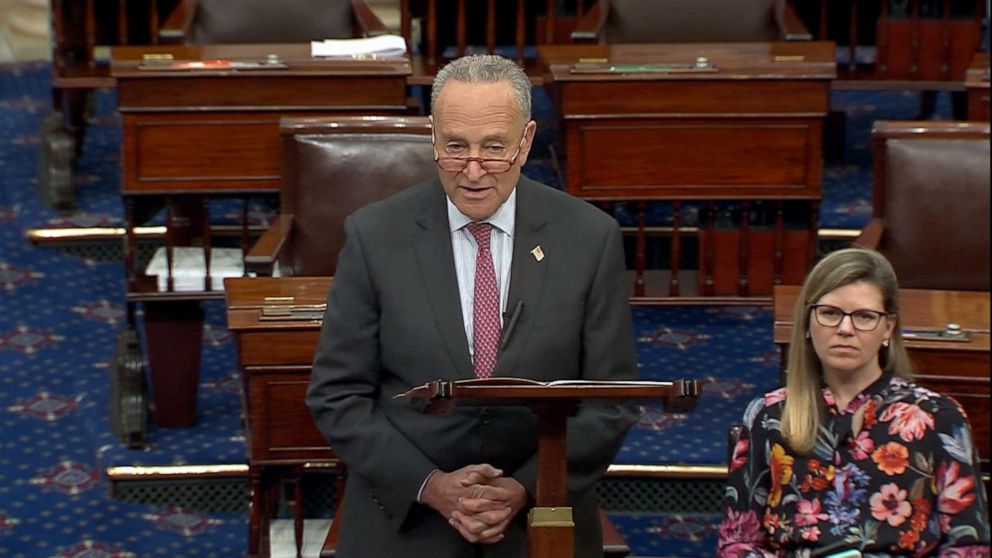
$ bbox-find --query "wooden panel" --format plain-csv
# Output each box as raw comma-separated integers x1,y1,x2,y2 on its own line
238,331,322,366
559,80,829,116
117,76,407,110
127,114,278,181
248,374,333,463
565,119,821,199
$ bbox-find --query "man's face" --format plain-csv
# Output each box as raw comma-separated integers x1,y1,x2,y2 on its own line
431,80,536,221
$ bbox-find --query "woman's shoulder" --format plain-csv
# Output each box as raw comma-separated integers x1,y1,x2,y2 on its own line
741,387,788,428
879,376,974,438
884,376,968,416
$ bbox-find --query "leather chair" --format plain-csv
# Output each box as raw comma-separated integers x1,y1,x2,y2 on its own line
246,115,437,277
160,0,389,44
853,121,990,292
571,0,812,44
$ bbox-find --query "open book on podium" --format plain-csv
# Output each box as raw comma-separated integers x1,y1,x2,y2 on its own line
396,376,701,413
397,376,702,558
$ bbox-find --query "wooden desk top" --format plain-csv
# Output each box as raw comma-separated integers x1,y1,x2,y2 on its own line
773,285,990,353
538,42,837,82
111,44,411,78
225,276,331,333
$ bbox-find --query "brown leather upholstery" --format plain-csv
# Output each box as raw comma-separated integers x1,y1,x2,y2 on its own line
856,121,990,292
191,0,354,43
612,0,777,42
572,0,811,44
161,0,387,44
252,116,436,277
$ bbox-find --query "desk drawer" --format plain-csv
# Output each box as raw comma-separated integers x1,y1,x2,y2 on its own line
563,118,822,199
238,331,320,365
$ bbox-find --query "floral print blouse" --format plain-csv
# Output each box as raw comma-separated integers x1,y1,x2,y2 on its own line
719,373,990,557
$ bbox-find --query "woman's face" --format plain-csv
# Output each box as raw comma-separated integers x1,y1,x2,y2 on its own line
808,280,895,381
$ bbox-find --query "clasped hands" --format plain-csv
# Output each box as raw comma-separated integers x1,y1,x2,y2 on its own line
421,463,529,544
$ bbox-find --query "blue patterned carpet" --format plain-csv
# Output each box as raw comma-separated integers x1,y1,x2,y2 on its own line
0,61,948,557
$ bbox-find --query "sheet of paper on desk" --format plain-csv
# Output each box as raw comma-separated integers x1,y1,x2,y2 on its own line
310,34,406,58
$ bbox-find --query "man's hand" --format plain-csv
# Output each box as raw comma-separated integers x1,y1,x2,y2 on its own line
449,475,528,544
419,463,503,521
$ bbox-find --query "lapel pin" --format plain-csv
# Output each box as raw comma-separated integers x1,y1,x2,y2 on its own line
530,246,545,262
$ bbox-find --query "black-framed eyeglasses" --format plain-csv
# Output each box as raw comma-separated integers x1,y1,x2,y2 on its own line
810,304,892,331
432,133,526,175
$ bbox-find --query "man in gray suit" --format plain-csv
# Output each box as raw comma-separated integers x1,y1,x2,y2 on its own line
307,54,639,557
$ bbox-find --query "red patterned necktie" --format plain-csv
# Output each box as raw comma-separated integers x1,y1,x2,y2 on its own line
466,222,499,379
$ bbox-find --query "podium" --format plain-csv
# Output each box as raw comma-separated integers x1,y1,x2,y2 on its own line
399,377,702,558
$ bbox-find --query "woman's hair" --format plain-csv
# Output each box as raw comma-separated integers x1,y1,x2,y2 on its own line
430,54,532,121
781,247,914,454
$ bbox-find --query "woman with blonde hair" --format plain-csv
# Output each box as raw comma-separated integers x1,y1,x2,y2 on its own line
718,248,989,557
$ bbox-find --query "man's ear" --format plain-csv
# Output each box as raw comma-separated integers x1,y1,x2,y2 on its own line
518,119,538,165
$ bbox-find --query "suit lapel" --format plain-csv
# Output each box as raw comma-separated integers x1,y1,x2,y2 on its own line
496,178,549,377
412,182,474,378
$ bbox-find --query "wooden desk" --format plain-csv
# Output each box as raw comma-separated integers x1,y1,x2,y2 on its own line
965,52,990,122
111,44,410,194
109,45,409,429
538,43,836,302
225,276,334,558
773,285,990,471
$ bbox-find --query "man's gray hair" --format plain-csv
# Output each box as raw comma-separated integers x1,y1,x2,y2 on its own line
430,54,532,120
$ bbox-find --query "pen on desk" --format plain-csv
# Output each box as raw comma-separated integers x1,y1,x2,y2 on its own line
500,301,524,350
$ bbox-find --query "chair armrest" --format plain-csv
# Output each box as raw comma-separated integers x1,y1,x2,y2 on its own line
570,0,609,43
774,0,812,41
851,218,885,250
351,0,390,37
159,0,198,44
245,214,294,276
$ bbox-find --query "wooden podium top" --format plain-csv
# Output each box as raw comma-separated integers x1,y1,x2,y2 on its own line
538,42,837,82
773,285,990,353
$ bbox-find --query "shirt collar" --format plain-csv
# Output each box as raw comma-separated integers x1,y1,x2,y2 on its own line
821,371,893,415
447,187,516,237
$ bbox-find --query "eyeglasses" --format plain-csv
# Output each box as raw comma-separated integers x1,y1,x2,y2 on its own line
810,304,891,332
432,134,526,175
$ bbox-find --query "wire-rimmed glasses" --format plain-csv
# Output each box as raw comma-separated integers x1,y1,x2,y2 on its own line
810,304,891,331
432,134,525,175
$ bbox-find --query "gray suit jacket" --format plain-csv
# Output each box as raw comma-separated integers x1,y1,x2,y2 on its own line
307,176,639,558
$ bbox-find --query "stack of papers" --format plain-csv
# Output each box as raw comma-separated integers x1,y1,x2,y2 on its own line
145,246,246,292
310,34,407,58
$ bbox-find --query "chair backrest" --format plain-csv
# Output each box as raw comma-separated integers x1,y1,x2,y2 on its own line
605,0,780,43
279,116,437,276
190,0,356,43
404,0,559,81
872,120,990,291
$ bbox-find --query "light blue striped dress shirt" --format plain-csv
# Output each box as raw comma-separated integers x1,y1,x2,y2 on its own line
446,188,516,362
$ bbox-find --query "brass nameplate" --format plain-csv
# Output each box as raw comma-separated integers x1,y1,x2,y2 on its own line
528,506,574,528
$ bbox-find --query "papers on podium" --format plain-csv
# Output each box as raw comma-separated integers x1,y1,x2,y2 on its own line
310,34,407,59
